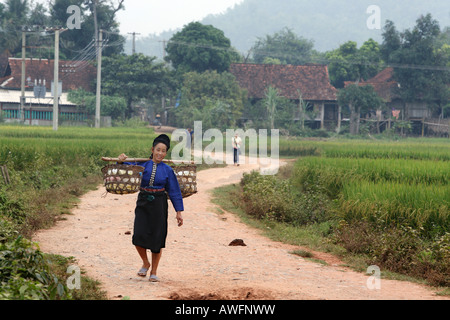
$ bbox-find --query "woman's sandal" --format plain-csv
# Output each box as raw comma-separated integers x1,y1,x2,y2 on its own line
137,268,149,277
149,274,160,282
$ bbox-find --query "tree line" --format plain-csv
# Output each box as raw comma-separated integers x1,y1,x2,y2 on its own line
1,1,449,135
160,15,449,135
0,0,124,58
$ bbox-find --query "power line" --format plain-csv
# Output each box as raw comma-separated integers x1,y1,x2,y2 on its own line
61,38,96,57
59,33,129,83
60,40,100,82
156,38,450,72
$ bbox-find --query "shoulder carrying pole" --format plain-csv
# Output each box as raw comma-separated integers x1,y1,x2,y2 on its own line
101,157,195,165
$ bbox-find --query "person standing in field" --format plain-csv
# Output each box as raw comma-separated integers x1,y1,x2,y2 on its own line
118,134,184,282
232,133,242,166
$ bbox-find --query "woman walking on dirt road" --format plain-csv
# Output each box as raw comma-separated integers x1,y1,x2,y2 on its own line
118,134,184,282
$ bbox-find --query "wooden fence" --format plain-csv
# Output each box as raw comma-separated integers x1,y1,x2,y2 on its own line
1,165,10,185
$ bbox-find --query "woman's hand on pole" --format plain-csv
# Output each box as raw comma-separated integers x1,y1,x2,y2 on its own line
118,153,128,163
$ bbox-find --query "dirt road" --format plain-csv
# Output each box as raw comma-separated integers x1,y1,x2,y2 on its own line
33,158,447,300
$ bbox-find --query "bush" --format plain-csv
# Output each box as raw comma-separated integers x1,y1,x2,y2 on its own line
240,171,331,226
335,221,450,287
241,171,294,221
0,186,28,225
0,237,71,300
0,219,18,244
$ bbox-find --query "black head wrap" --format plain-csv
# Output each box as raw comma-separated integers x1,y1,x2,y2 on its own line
152,134,171,151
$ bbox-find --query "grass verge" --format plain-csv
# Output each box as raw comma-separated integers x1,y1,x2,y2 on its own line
211,183,450,296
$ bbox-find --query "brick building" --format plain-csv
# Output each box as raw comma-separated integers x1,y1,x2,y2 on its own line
0,55,96,125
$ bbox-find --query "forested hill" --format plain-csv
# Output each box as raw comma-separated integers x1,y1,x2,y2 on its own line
131,0,450,57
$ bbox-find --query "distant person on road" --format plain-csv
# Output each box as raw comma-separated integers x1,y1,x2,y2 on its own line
185,128,192,150
155,114,162,129
232,133,242,166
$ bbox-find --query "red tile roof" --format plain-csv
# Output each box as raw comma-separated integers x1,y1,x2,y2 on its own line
1,58,96,92
346,68,399,102
229,63,338,101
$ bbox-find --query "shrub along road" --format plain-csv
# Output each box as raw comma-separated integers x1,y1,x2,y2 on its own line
33,156,448,300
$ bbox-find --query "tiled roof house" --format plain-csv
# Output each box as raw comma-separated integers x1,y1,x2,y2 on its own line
343,68,449,135
345,67,400,103
0,57,96,125
351,68,432,120
229,63,339,129
229,63,337,101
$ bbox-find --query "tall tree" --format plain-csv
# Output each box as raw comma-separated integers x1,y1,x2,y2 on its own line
4,0,28,21
358,38,382,82
173,70,246,129
264,86,280,130
68,88,127,120
338,84,384,135
28,3,50,26
380,20,401,63
0,0,30,55
382,14,450,113
251,27,314,65
50,0,125,58
101,53,172,118
165,22,240,74
0,0,124,57
326,39,382,88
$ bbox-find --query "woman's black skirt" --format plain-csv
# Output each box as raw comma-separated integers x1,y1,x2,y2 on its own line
132,191,168,254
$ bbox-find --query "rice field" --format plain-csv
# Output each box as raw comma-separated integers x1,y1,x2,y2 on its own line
280,138,450,161
0,126,158,172
291,140,450,238
1,125,449,238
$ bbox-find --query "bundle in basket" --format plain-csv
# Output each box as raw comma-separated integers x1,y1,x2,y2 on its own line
171,164,197,199
101,164,144,195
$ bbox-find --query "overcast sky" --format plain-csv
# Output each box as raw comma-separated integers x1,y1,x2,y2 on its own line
116,0,244,36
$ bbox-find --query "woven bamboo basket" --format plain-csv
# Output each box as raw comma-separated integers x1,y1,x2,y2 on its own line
172,164,197,198
101,164,145,195
101,158,198,198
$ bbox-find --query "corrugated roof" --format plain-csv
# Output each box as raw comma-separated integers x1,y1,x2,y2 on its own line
0,89,76,106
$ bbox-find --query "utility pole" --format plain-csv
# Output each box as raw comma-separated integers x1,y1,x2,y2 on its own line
20,32,26,123
53,29,60,131
21,26,63,127
95,29,103,128
128,32,140,54
159,39,167,125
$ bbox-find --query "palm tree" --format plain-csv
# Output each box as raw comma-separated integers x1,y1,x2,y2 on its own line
0,0,29,55
5,0,29,20
264,86,280,130
297,90,312,131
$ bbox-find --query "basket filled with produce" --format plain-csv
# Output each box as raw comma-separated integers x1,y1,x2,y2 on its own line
101,163,145,195
101,157,197,198
171,164,197,198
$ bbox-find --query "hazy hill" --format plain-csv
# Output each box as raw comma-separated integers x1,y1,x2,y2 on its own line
127,0,450,59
